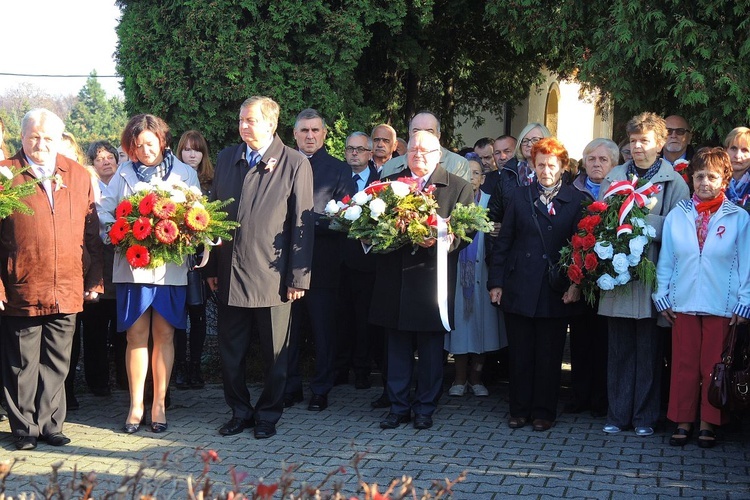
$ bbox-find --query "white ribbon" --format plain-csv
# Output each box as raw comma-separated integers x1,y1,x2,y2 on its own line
436,215,451,332
193,237,222,269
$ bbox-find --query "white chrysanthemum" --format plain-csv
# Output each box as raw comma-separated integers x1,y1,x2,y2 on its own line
390,181,411,197
325,199,340,215
343,205,363,221
369,198,387,219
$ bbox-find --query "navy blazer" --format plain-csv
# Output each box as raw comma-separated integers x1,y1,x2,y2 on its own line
343,164,380,272
487,182,586,318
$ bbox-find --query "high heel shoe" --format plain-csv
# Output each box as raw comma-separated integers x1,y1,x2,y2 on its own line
151,422,168,433
122,422,140,434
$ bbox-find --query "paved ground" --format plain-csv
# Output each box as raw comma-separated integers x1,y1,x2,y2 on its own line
1,376,749,499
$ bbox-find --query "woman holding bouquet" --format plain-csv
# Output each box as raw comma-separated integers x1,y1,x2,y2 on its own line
98,114,199,433
652,148,750,448
599,112,690,437
488,137,585,431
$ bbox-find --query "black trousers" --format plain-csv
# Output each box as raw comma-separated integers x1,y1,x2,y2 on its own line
286,288,338,396
218,303,291,424
174,302,207,364
334,267,377,378
505,313,568,421
67,299,117,396
1,314,76,437
386,328,445,417
568,309,608,412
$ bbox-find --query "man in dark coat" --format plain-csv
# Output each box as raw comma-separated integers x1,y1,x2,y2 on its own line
207,96,314,439
373,131,474,430
334,132,381,391
0,108,103,450
285,108,354,412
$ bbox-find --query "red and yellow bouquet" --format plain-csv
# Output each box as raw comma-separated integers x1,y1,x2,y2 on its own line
108,180,238,269
324,177,492,253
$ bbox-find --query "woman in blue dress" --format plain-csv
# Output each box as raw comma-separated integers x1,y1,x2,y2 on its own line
98,114,199,433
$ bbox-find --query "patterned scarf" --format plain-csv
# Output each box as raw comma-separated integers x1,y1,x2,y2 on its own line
727,170,750,207
537,179,562,216
132,149,175,183
626,158,662,180
517,160,534,186
694,191,725,251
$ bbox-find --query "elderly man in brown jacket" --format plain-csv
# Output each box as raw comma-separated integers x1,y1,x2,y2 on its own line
0,108,103,450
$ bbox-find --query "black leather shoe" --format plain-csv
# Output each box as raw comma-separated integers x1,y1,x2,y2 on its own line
355,374,372,389
413,414,433,430
308,394,328,411
380,412,411,429
151,422,168,433
669,427,692,446
15,436,37,450
371,394,391,409
123,423,140,434
283,391,303,408
44,432,71,446
254,421,277,439
219,417,254,436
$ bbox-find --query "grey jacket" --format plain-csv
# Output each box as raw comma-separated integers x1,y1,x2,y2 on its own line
597,159,690,320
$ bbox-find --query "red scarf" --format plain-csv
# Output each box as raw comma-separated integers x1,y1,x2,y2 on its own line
694,191,725,251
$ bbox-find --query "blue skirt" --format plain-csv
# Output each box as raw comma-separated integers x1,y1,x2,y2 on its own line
116,284,187,331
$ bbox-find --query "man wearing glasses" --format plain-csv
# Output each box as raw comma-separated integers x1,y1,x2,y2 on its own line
380,112,470,182
661,115,695,165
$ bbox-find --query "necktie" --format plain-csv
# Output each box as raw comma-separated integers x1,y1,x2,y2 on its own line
417,177,425,191
352,173,362,191
248,150,261,168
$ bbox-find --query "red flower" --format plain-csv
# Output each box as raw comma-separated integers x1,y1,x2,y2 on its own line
185,206,211,231
115,199,133,218
426,213,438,227
364,182,388,195
584,252,599,272
132,217,153,240
396,176,420,192
572,234,584,250
126,245,150,268
424,184,436,195
341,194,352,204
588,201,608,213
152,198,177,219
567,264,584,284
578,215,601,233
155,219,179,244
573,251,583,268
109,218,130,245
581,233,596,250
139,192,157,215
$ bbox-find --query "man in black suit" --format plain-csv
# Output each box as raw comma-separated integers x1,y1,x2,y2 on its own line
373,131,474,430
333,132,380,390
285,109,354,412
208,96,314,439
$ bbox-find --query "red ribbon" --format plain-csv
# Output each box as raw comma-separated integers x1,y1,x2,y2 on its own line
602,176,659,235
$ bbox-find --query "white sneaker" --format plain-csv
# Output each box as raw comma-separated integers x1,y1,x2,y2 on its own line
448,383,467,397
468,383,489,397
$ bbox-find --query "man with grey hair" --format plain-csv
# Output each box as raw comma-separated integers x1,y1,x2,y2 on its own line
661,115,695,165
286,108,354,412
0,108,103,450
380,111,470,182
370,124,397,173
208,96,314,439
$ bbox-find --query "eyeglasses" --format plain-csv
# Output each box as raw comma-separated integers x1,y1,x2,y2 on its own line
667,127,691,136
693,172,722,183
345,146,371,154
407,148,440,157
520,137,542,146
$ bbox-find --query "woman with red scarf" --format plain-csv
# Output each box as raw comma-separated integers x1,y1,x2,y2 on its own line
652,147,750,448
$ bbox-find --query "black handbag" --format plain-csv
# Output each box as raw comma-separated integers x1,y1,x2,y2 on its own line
528,190,569,294
185,255,206,306
708,324,750,411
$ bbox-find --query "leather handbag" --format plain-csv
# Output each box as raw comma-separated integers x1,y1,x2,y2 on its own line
708,324,750,411
185,255,206,306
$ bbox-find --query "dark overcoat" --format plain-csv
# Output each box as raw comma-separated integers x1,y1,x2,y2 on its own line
369,166,474,332
307,146,355,289
208,135,314,307
487,182,586,318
